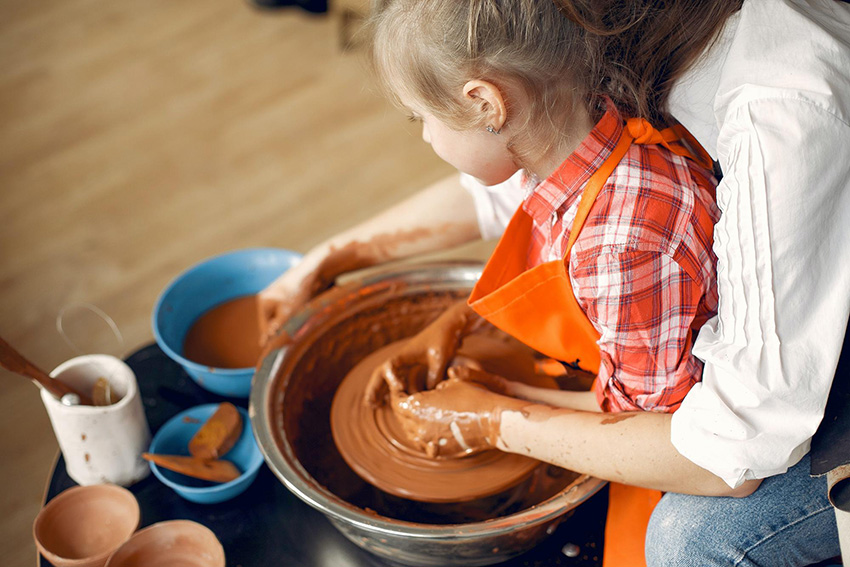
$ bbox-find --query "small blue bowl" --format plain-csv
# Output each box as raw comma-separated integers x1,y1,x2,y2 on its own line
148,404,263,504
152,248,301,398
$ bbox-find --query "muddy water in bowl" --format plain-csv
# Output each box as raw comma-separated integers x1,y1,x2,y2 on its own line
182,295,263,369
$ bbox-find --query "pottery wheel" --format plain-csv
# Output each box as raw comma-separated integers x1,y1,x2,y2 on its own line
331,333,557,503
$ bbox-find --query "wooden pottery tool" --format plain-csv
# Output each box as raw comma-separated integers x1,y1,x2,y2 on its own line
142,453,241,483
0,336,92,405
188,402,243,460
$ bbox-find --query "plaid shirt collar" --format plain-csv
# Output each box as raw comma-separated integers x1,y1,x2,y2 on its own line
522,102,624,227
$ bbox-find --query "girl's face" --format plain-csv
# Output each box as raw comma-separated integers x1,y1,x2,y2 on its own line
403,99,519,187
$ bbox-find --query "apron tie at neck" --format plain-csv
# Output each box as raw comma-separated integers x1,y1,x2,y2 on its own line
626,117,716,171
626,117,667,144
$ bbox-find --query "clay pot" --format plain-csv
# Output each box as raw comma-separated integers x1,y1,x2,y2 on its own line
105,520,225,567
33,485,140,567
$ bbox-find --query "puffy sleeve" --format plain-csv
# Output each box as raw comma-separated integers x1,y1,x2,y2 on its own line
671,96,850,488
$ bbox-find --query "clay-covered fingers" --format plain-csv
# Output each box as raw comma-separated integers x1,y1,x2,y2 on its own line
389,378,500,458
422,338,457,391
447,355,483,373
418,300,477,390
367,340,452,404
364,355,428,408
363,300,475,406
256,293,290,347
256,328,293,372
256,256,325,348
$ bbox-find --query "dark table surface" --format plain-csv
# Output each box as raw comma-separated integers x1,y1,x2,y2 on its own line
41,343,607,567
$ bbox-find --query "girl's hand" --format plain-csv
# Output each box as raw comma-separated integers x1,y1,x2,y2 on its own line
455,364,602,413
364,300,479,407
389,368,524,458
448,365,517,396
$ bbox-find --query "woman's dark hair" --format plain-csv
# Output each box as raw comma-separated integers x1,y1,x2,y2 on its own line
554,0,744,125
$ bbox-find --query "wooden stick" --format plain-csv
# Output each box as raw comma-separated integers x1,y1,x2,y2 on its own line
0,336,93,405
142,453,241,483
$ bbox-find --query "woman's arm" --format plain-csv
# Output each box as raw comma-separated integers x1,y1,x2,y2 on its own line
505,383,601,412
672,101,850,488
666,0,850,488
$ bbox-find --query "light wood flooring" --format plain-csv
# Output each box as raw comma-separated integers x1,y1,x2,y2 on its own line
0,1,485,563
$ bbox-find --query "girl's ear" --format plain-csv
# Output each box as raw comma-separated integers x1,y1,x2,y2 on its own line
462,80,507,132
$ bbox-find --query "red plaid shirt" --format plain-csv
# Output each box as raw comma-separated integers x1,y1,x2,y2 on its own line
522,105,719,413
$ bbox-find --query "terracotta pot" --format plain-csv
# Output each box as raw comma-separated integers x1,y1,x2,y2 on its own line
33,484,140,567
104,520,225,567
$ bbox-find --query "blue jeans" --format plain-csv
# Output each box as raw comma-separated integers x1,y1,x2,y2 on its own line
645,455,840,566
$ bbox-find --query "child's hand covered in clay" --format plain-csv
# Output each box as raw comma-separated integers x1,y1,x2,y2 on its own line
448,365,517,396
388,367,525,458
364,300,479,407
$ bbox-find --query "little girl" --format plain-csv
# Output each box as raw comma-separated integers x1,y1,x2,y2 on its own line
367,0,719,428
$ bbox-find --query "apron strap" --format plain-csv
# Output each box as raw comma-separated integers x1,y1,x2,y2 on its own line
565,117,715,259
563,127,634,255
628,117,716,171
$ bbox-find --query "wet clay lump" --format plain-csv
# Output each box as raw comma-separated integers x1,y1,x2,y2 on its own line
331,333,559,503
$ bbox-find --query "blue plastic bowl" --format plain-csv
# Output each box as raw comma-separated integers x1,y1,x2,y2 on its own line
148,404,263,504
152,248,301,398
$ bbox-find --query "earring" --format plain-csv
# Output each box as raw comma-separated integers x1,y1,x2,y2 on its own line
486,125,501,135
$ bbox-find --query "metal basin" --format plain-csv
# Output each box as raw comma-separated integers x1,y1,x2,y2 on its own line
250,261,605,566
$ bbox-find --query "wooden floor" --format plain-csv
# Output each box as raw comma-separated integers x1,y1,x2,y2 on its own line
0,1,476,563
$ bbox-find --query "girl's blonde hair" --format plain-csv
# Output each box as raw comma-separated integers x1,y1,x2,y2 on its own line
369,0,596,167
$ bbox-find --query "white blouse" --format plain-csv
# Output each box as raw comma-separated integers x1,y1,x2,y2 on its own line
670,0,850,488
461,0,850,488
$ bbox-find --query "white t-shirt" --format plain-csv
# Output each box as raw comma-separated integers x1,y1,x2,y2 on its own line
461,0,850,488
459,169,526,241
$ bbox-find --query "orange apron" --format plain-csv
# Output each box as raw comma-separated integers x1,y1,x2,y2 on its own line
469,118,714,566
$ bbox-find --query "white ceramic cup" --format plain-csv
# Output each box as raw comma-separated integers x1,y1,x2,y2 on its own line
43,355,151,486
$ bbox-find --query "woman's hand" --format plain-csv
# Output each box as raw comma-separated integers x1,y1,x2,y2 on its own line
389,367,525,458
364,300,480,407
447,364,517,396
257,253,328,348
258,241,381,347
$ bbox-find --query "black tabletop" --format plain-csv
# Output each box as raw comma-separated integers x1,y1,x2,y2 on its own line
41,343,607,567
